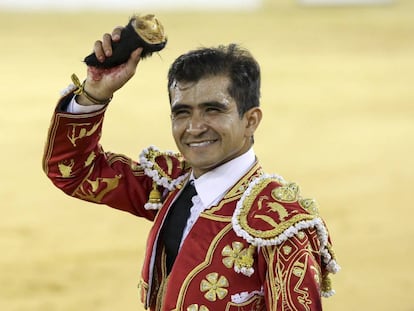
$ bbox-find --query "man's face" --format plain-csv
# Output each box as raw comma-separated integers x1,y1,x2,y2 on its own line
170,75,261,178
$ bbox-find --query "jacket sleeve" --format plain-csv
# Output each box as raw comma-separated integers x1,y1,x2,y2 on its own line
42,94,157,220
261,228,323,311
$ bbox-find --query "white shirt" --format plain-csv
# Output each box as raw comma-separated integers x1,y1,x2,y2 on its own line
182,148,256,245
66,95,106,113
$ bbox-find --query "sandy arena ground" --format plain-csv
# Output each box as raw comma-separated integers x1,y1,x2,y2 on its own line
1,0,413,310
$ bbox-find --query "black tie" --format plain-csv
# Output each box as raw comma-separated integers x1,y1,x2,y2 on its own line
162,181,197,274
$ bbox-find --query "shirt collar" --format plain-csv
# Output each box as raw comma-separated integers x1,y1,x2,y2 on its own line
191,148,256,208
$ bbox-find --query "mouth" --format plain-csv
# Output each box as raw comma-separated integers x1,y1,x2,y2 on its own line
186,140,217,148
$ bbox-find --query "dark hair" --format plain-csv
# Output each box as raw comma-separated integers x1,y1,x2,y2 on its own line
167,44,261,116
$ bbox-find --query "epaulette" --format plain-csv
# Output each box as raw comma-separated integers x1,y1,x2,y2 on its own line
139,145,190,210
232,174,340,296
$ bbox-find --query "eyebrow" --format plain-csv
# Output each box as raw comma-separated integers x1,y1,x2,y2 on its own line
171,101,229,113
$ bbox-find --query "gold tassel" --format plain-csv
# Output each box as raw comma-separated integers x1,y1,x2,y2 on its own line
235,245,256,276
148,182,161,204
321,274,332,293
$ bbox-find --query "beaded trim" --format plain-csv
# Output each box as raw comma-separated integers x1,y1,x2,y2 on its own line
139,145,189,210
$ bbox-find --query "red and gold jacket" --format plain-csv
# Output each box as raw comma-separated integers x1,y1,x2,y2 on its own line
43,94,340,311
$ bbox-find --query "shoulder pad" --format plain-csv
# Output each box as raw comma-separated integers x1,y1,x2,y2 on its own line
139,145,190,191
232,174,322,247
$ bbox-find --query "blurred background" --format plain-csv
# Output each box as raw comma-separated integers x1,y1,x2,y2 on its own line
0,0,413,310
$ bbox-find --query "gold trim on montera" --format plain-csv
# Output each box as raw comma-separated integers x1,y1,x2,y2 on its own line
132,14,167,45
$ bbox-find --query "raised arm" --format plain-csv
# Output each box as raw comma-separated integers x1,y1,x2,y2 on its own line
42,27,158,220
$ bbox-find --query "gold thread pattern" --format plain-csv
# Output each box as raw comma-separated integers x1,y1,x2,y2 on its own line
263,234,322,310
187,304,209,311
58,159,75,177
221,242,256,275
73,171,121,203
66,120,103,147
237,177,316,240
200,273,229,302
84,151,96,167
222,242,245,269
271,182,300,203
174,224,233,309
298,198,319,215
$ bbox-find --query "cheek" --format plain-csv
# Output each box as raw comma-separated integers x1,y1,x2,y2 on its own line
171,121,185,140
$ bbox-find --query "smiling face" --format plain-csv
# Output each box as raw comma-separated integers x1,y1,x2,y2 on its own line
170,75,262,178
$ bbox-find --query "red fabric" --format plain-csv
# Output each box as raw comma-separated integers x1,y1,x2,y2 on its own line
43,96,334,311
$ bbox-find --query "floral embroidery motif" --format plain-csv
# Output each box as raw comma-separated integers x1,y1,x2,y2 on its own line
271,182,300,203
187,304,209,311
200,273,229,302
222,242,255,277
222,242,244,268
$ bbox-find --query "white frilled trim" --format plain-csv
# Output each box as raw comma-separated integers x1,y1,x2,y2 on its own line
234,266,254,277
231,288,264,304
232,174,341,294
322,289,336,298
139,145,189,191
144,202,162,210
60,83,76,97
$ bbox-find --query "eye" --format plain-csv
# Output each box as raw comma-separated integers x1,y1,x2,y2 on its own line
205,105,226,115
171,108,190,120
206,107,220,113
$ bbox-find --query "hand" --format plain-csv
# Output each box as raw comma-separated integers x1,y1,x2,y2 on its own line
77,27,143,106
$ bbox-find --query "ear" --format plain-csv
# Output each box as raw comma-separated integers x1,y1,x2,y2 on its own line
244,107,262,137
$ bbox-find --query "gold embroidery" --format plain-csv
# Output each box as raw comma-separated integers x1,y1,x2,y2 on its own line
238,177,315,240
292,261,305,277
58,159,74,177
165,155,173,175
200,273,229,302
175,224,233,309
67,119,103,147
297,231,305,240
222,242,245,269
292,258,312,310
310,265,320,285
222,242,256,275
321,273,332,293
222,164,263,199
236,245,256,273
203,165,263,215
84,151,96,167
271,182,300,203
141,146,186,192
299,198,319,215
282,246,292,256
265,201,288,221
74,174,121,203
253,214,279,228
187,304,209,311
257,195,268,210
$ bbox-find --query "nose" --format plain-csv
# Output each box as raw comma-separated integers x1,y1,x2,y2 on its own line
186,112,207,135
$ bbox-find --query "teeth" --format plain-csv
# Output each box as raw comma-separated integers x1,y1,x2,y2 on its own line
188,141,214,147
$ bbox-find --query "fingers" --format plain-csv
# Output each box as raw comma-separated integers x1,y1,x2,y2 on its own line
93,27,124,63
124,47,143,76
101,33,113,57
130,47,143,65
93,33,111,63
111,26,123,41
